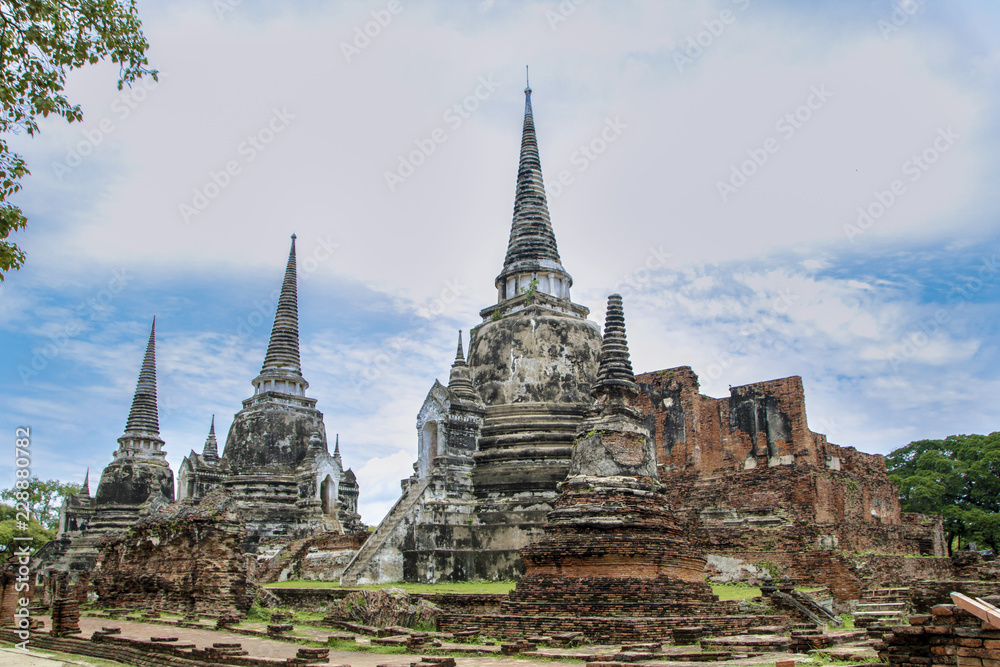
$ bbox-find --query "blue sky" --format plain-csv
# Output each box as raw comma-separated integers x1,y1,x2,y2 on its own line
1,0,998,524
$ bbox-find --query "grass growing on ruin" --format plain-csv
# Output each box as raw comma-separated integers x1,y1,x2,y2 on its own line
711,583,762,601
265,580,518,594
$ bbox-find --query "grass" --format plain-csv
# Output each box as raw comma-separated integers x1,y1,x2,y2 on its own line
711,582,763,601
265,580,517,594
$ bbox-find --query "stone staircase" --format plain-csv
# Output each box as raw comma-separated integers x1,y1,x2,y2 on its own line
854,587,909,628
340,478,429,585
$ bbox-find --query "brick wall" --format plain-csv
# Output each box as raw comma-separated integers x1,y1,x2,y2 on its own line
437,612,785,642
877,598,1000,667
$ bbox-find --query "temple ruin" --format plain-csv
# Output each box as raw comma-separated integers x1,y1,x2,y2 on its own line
38,237,362,588
341,80,946,600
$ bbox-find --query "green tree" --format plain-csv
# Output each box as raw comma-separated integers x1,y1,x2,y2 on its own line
886,432,1000,555
1,0,156,280
0,476,81,530
0,502,54,558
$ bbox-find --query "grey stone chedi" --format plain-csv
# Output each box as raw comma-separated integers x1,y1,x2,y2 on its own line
47,236,361,579
43,319,175,574
178,235,361,547
342,80,604,584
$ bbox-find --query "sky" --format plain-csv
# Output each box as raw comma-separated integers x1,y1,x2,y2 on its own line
1,0,998,526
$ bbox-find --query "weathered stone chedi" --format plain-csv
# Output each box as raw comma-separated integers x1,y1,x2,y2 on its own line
346,80,944,591
178,236,362,547
38,320,175,575
42,235,362,590
342,81,603,585
438,297,782,641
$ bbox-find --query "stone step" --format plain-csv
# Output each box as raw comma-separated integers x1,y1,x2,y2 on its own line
856,603,907,609
854,611,907,617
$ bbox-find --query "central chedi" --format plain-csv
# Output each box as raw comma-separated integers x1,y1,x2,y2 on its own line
342,79,602,584
465,76,603,574
436,297,775,642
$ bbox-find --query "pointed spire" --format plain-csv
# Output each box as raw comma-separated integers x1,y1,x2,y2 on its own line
261,235,303,376
502,74,563,271
81,469,90,497
333,434,342,466
448,330,479,401
202,415,219,460
122,318,162,439
592,294,637,397
253,235,310,398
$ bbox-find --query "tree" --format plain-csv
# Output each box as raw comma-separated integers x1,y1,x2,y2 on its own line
886,432,1000,556
0,476,81,530
0,477,81,559
1,0,156,280
0,502,54,558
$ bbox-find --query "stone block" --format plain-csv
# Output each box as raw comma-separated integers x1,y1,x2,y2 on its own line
956,658,982,667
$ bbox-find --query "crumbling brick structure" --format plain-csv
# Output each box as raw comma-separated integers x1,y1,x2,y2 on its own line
877,596,1000,667
633,368,947,600
93,491,254,616
0,563,31,627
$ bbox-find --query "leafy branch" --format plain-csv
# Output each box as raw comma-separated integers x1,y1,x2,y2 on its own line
0,0,156,279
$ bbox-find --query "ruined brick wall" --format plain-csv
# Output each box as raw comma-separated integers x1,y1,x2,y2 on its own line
0,565,31,627
850,556,956,589
909,582,1000,614
94,491,253,616
632,366,940,586
257,531,367,583
877,597,1000,667
437,612,784,642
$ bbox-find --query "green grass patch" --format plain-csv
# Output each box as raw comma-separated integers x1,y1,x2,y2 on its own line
265,580,517,594
711,583,762,601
